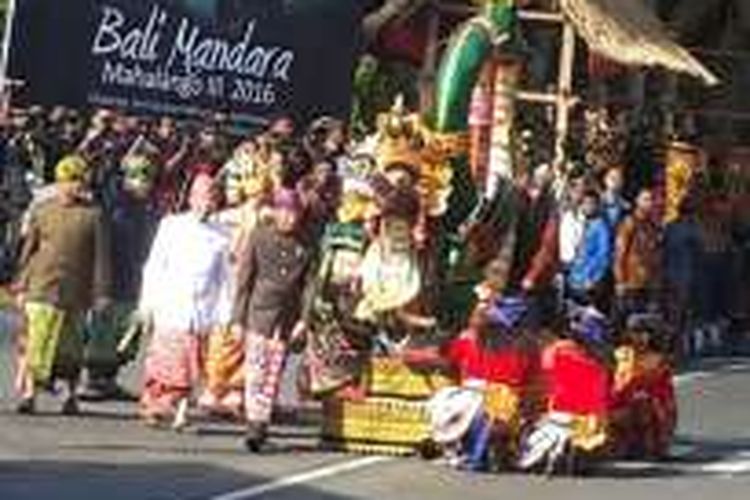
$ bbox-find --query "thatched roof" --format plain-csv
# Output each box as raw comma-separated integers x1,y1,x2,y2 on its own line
561,0,720,85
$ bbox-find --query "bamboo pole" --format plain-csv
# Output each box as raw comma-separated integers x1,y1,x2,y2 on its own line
553,21,577,170
438,4,565,24
517,89,579,106
468,60,497,188
0,0,19,120
419,4,441,113
486,55,523,196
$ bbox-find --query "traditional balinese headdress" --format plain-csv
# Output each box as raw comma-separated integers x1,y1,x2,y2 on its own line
223,141,276,201
372,96,467,217
485,295,529,331
569,305,610,346
337,154,379,223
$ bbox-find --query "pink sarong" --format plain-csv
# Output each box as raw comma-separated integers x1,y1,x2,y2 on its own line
140,327,204,419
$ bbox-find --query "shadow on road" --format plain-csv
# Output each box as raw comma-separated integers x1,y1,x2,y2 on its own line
584,434,750,480
0,459,355,500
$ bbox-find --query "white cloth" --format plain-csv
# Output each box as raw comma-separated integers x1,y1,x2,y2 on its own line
139,212,232,332
559,209,586,266
354,240,421,321
427,386,484,445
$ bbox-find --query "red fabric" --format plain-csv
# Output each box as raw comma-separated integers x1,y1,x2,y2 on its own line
140,328,204,418
375,16,428,65
523,216,560,289
541,340,612,417
612,355,676,456
444,331,531,389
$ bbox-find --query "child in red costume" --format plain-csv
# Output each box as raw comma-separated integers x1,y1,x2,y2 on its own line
611,314,676,459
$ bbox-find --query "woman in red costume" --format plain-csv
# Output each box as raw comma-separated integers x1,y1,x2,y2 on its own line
519,304,614,474
405,258,535,471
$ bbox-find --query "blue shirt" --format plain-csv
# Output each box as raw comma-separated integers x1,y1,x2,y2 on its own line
568,217,613,290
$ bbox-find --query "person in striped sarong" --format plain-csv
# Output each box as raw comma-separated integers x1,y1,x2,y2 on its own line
231,188,314,452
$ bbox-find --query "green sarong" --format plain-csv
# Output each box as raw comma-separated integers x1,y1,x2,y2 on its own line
84,303,137,379
25,302,84,384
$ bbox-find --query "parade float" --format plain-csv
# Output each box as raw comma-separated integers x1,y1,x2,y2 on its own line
309,0,718,459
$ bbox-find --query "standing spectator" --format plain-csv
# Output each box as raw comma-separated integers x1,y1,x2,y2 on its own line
664,199,703,359
567,190,613,310
696,193,733,354
558,174,587,271
78,109,127,213
0,118,33,281
601,166,630,231
42,107,71,173
558,173,587,308
297,158,342,244
150,116,189,214
231,188,314,452
614,189,662,326
15,155,111,415
520,165,560,325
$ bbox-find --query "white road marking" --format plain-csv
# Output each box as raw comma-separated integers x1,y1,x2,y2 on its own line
699,460,750,475
211,456,392,500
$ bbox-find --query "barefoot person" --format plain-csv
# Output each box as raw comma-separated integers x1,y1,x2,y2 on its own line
138,173,232,429
15,155,112,415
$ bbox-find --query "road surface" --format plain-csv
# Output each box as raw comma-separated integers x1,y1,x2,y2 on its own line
1,330,750,499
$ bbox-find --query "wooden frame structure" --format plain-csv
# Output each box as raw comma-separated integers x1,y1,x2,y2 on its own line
420,0,718,171
421,2,580,170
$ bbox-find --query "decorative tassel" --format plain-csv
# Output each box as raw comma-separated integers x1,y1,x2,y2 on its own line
468,60,496,190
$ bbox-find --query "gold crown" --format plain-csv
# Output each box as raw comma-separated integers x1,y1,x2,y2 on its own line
374,96,425,170
372,97,468,216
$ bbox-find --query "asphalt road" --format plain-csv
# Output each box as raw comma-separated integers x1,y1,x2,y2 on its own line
1,329,750,500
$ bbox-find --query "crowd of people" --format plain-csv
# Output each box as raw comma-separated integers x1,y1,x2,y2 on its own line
0,101,746,470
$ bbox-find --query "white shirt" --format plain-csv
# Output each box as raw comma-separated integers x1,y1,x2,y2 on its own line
139,212,232,332
559,209,586,266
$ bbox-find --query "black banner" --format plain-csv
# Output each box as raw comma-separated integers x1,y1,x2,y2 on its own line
6,0,364,126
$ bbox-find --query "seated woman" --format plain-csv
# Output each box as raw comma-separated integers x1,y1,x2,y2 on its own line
404,258,534,471
611,314,676,459
519,304,614,474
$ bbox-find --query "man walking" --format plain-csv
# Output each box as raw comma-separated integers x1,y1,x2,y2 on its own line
16,155,111,414
231,188,313,452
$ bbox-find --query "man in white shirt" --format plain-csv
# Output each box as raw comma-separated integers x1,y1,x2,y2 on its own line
559,175,587,269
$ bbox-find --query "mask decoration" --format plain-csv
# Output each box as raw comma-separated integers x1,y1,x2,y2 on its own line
121,154,157,198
